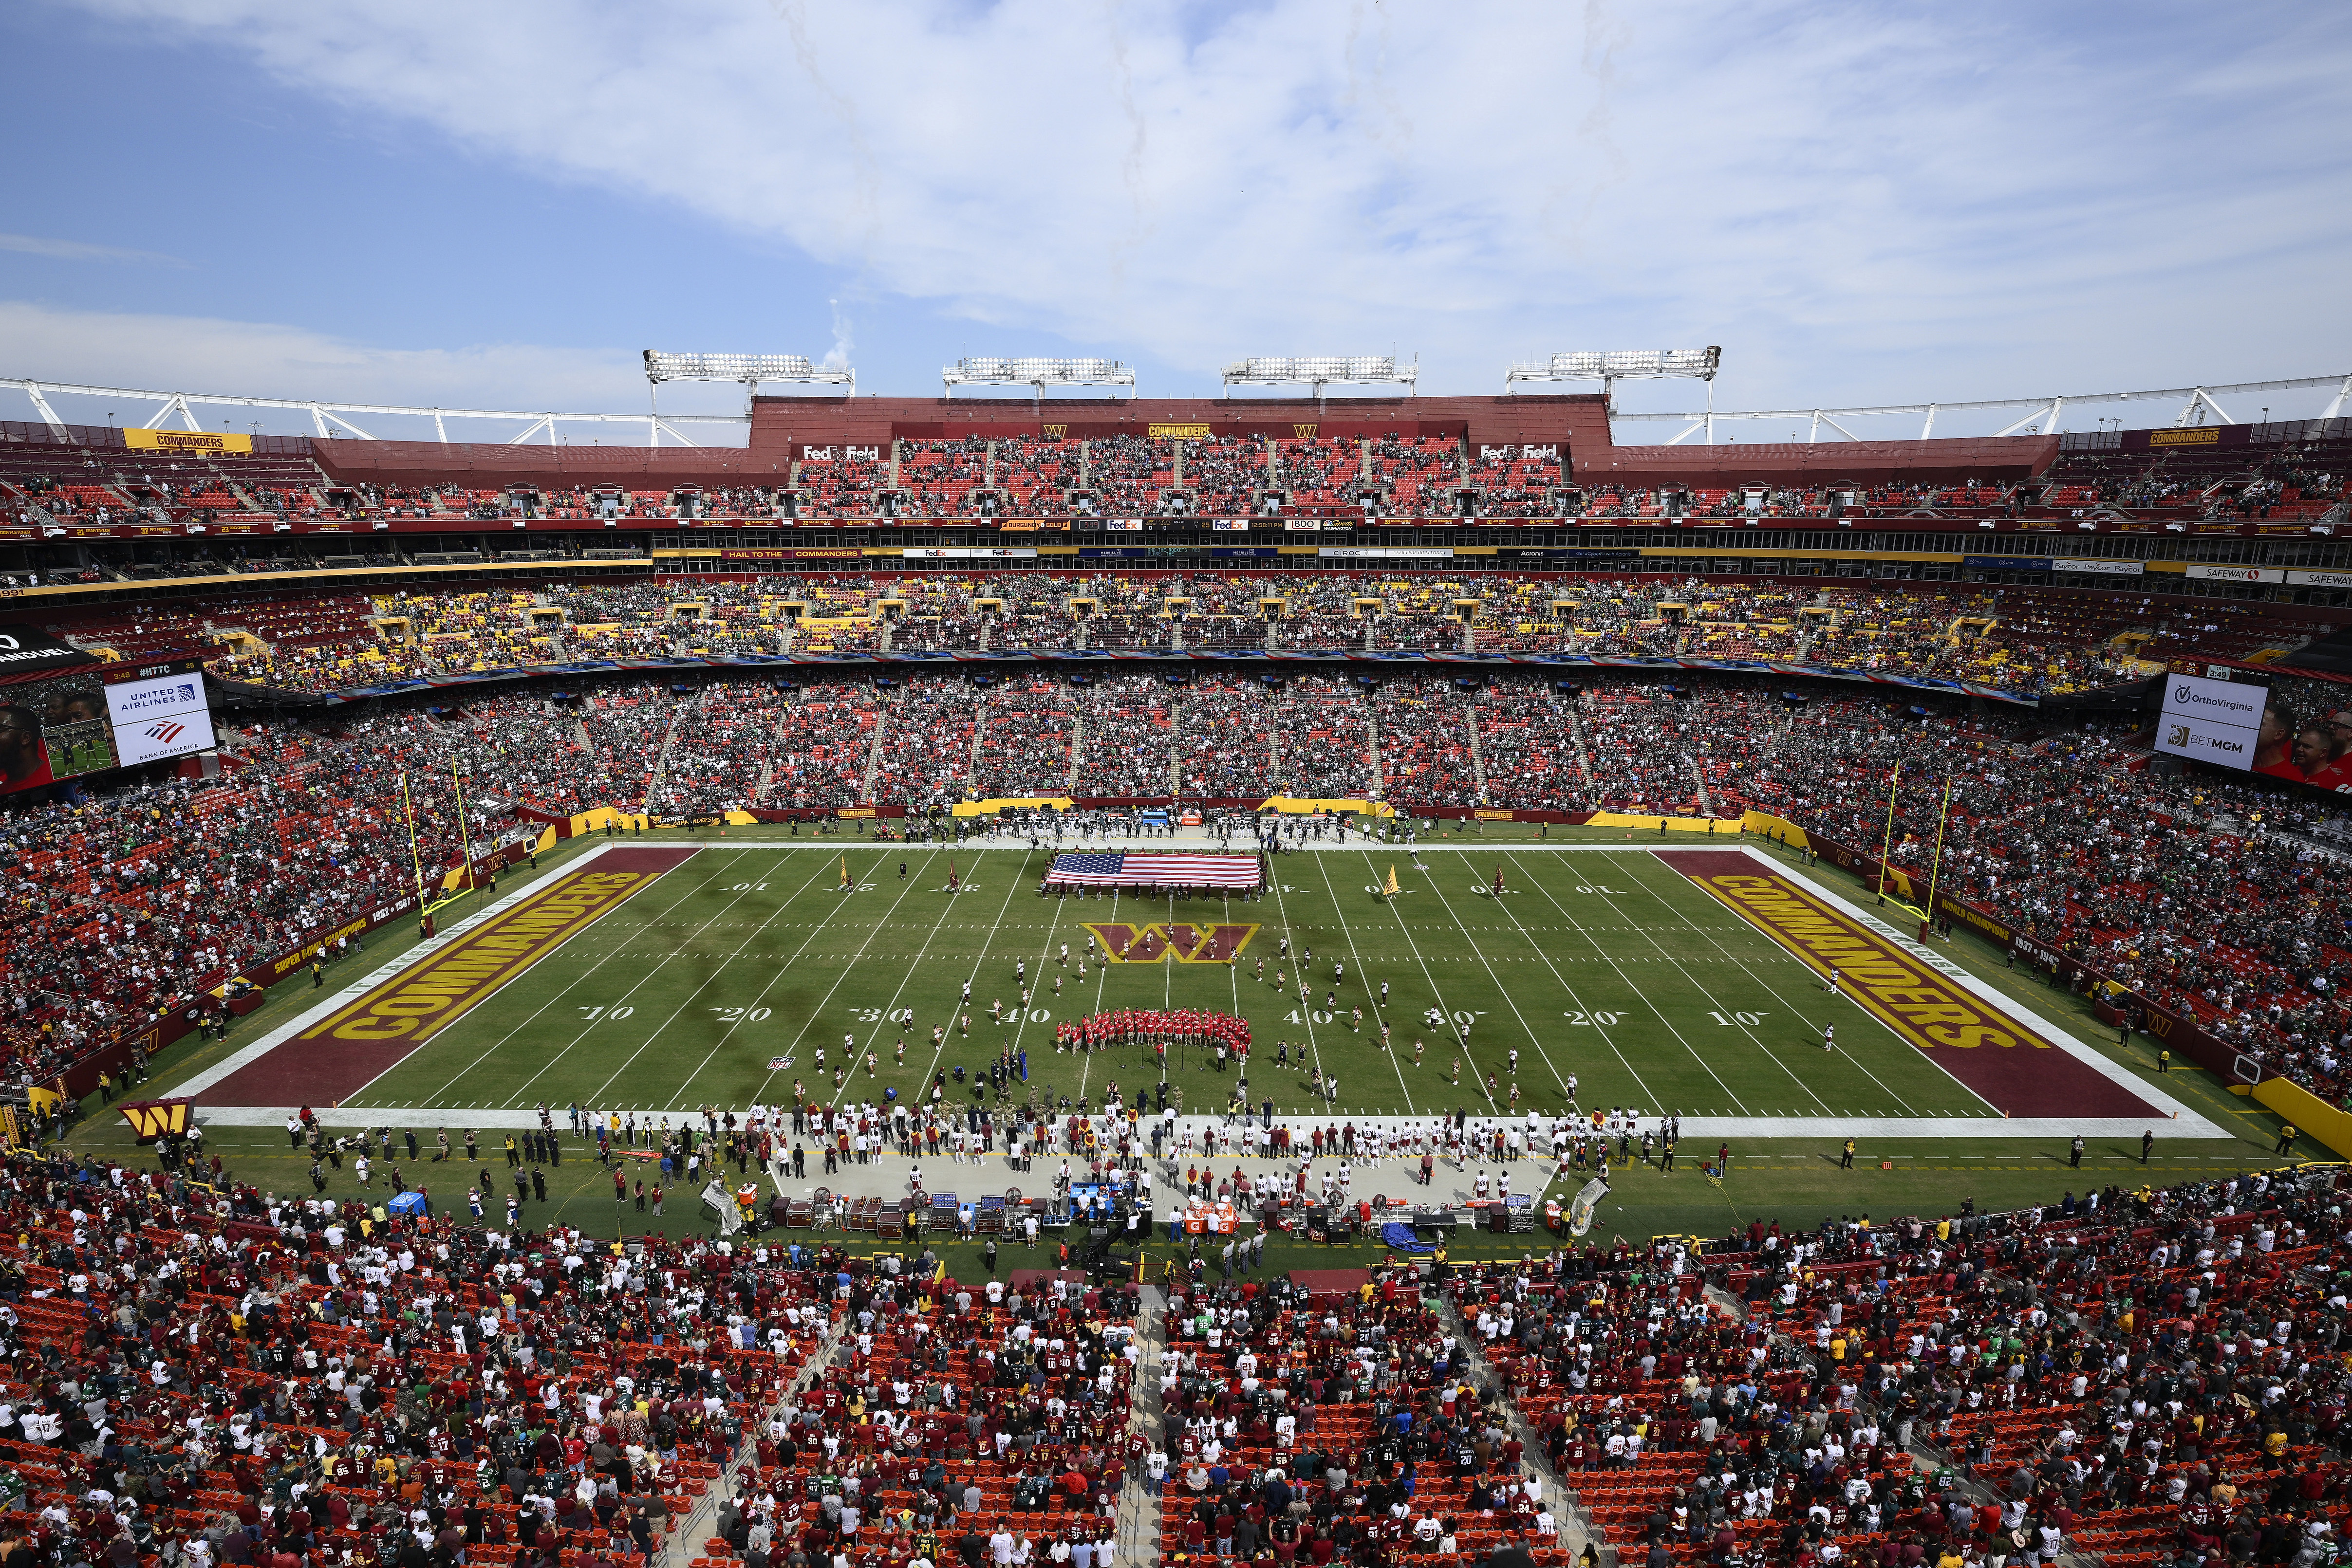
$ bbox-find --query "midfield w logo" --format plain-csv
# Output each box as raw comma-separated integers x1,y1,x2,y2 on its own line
1083,922,1259,963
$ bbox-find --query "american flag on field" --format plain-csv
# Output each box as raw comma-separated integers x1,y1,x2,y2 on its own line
1044,852,1263,889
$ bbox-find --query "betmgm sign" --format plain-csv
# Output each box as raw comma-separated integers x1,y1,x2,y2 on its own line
2153,673,2268,772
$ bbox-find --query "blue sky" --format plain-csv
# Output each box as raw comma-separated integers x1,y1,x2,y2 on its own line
2,0,2348,443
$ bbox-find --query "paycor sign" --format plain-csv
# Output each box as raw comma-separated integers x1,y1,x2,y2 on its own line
2153,673,2267,772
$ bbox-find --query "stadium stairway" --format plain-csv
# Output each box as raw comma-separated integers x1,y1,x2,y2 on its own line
1436,1286,1602,1566
863,691,892,798
665,1310,851,1568
1111,1283,1169,1568
1467,707,1490,799
1569,710,1595,784
642,698,687,813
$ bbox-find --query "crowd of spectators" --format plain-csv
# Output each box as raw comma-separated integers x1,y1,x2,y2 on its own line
131,574,2169,699
973,682,1077,798
1456,1162,2352,1568
0,1112,1158,1568
1276,677,1375,799
1076,677,1175,799
1178,678,1280,800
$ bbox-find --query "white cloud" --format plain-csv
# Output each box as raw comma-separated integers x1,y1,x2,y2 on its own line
0,233,183,266
0,300,750,434
46,0,2352,409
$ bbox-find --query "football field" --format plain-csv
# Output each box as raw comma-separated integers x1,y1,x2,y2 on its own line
181,838,2208,1140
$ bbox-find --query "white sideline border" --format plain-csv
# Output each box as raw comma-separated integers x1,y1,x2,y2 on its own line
1654,845,2222,1138
174,840,2230,1141
171,841,678,1107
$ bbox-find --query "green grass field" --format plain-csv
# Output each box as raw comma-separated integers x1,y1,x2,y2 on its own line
340,843,1997,1123
74,827,2293,1244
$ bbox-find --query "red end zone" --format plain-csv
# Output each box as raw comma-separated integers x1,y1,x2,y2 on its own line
198,847,699,1108
1660,850,2162,1119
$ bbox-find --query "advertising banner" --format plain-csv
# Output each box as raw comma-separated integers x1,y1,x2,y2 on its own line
0,625,98,677
2050,558,2144,576
2152,672,2267,771
103,664,217,767
123,427,253,455
2185,564,2284,584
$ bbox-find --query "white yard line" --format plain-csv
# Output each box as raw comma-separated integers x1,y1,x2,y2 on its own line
913,850,1033,1114
1607,849,1931,1117
664,849,947,1108
1303,852,1415,1115
1263,866,1329,1101
1397,849,1578,1109
1488,850,1746,1114
1329,849,1484,1114
578,851,889,1107
1539,850,1848,1115
408,851,772,1106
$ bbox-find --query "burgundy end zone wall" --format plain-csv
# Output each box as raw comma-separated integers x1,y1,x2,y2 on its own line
196,846,700,1109
1658,850,2161,1118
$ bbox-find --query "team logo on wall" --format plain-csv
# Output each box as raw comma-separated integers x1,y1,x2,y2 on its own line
1083,922,1258,963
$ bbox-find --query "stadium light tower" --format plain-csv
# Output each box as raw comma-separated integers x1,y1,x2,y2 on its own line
643,351,853,422
1220,356,1417,405
1506,346,1722,439
940,358,1137,401
1506,347,1721,397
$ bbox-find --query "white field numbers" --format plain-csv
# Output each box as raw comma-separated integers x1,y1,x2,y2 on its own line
577,1005,635,1021
1562,1010,1624,1026
728,883,770,892
850,1008,919,1024
1707,1011,1769,1026
712,1006,771,1023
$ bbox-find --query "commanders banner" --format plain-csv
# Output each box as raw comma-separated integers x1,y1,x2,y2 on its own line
123,428,254,455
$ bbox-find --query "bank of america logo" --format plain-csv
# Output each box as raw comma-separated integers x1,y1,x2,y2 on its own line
143,719,186,744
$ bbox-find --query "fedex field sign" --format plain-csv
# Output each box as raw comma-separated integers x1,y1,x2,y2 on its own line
2153,673,2267,772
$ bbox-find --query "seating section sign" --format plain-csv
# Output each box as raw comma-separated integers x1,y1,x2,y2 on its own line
2153,672,2267,772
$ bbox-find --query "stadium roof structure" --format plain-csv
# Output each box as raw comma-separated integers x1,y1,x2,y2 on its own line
5,366,2350,481
1613,370,2352,446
